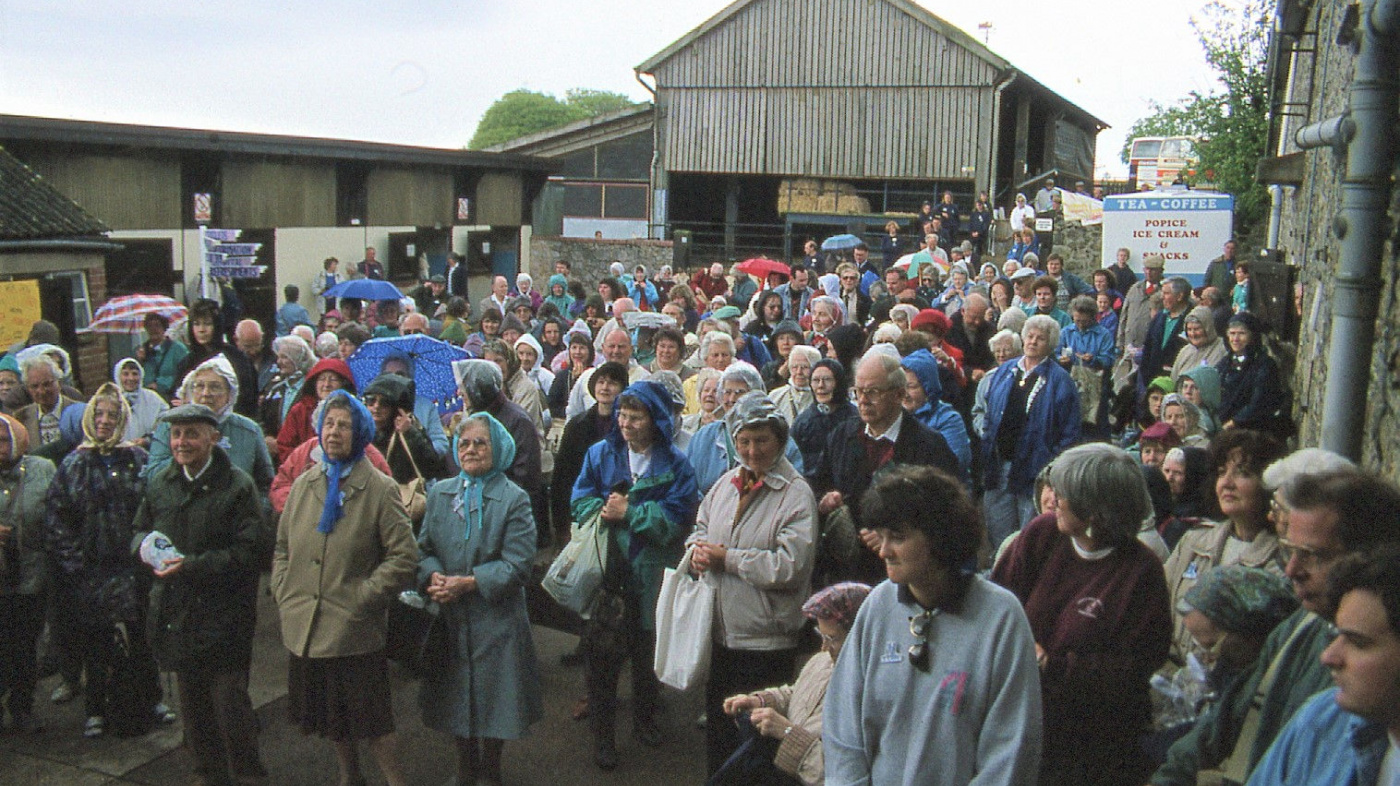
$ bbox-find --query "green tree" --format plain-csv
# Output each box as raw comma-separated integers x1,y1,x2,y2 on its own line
1122,0,1271,233
468,88,643,149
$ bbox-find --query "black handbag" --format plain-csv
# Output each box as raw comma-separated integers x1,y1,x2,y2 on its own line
386,596,455,678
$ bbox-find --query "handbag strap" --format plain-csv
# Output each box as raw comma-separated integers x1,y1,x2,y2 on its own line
390,429,424,482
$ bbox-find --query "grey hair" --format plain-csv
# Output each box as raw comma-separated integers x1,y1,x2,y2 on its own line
1167,277,1194,299
1048,443,1154,548
726,390,789,445
997,307,1027,335
989,329,1023,354
699,330,735,359
859,352,906,390
788,345,821,368
1022,314,1061,349
18,354,61,383
719,360,764,393
872,322,903,344
1069,295,1097,317
1265,448,1358,501
1022,252,1040,268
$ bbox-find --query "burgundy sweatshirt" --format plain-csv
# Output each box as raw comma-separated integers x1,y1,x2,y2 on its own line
992,514,1172,773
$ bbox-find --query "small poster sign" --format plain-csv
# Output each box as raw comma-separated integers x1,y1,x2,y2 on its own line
457,197,471,221
193,193,212,223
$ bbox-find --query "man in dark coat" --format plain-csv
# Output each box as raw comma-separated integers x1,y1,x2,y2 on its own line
133,404,266,786
1139,277,1194,387
809,354,959,585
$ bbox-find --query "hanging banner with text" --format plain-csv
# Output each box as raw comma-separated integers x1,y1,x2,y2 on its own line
1100,191,1234,286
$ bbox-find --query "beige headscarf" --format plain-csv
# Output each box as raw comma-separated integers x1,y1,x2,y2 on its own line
80,382,133,453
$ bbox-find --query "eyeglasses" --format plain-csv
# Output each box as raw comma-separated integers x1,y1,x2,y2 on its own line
908,609,939,671
458,437,490,451
362,394,384,407
1278,537,1340,570
853,386,896,400
189,381,228,394
403,328,425,335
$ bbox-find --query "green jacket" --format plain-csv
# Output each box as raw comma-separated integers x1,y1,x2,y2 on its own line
0,455,56,596
133,446,264,672
1152,609,1334,786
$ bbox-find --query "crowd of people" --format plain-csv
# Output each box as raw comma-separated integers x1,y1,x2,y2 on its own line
0,207,1397,786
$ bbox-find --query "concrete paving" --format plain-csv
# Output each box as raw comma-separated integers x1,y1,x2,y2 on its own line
0,577,711,785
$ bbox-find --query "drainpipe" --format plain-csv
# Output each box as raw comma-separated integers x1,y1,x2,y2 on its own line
987,71,1018,257
1293,0,1400,460
1266,184,1283,248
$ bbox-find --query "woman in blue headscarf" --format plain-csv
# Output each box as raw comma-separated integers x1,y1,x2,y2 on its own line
272,390,418,786
416,412,543,786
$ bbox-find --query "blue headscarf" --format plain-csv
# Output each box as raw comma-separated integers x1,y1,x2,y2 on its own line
454,411,516,540
316,390,375,534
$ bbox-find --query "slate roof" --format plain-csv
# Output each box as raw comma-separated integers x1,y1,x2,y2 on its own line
0,145,108,241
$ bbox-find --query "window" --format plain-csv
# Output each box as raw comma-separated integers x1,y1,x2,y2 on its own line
47,271,92,330
604,185,647,219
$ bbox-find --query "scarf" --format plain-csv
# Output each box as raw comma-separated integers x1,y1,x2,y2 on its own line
79,382,132,453
316,391,375,534
454,412,516,541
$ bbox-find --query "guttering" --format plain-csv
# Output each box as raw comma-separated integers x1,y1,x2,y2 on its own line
1305,0,1400,459
988,71,1018,208
636,70,665,240
0,238,123,253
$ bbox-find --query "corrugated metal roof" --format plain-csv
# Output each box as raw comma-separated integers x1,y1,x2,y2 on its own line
0,114,557,173
636,0,1106,130
484,104,654,155
0,144,108,241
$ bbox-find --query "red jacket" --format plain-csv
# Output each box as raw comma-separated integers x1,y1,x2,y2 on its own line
690,270,729,302
270,436,392,515
275,357,355,463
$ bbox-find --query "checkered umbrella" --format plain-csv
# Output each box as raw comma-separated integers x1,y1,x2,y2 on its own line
81,294,188,334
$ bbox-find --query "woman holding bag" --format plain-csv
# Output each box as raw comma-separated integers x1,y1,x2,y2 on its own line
688,391,817,776
570,380,699,772
417,413,543,786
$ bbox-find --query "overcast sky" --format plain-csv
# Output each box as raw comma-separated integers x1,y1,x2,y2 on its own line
0,0,1229,178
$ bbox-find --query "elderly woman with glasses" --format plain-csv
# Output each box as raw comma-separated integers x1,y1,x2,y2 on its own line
826,465,1043,786
992,443,1172,786
416,413,543,785
688,392,817,776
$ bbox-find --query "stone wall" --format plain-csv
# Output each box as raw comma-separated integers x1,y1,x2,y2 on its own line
1275,0,1400,480
1051,218,1104,279
529,236,677,290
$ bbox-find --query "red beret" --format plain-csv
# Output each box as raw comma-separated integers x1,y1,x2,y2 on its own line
1140,421,1181,447
911,308,950,335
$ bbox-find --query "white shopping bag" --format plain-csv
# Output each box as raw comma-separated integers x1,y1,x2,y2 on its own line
653,547,715,691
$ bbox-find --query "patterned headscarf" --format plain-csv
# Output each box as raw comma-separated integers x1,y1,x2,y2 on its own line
802,582,872,631
315,390,375,534
0,412,28,467
455,412,516,540
79,382,133,454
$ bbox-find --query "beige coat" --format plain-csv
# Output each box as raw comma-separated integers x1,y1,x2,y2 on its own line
1163,519,1284,664
687,457,816,651
754,652,832,786
272,458,418,659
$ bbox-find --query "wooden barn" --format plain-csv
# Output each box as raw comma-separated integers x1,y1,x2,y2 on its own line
635,0,1108,258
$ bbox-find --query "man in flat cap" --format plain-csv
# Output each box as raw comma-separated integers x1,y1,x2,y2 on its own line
132,404,267,785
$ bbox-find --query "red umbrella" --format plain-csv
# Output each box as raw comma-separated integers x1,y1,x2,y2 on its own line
735,258,791,279
80,294,187,334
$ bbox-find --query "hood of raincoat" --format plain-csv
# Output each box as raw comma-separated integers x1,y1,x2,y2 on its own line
113,356,145,389
900,348,943,409
1184,305,1220,344
549,273,569,296
610,379,677,452
291,357,356,409
362,373,416,415
514,332,544,371
0,412,28,464
451,358,503,412
1179,364,1222,412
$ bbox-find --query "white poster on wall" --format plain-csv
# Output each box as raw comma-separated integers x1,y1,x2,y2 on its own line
1101,190,1234,285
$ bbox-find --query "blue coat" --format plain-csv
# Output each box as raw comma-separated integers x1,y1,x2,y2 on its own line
981,357,1081,495
571,381,699,629
1246,688,1387,786
417,474,543,740
687,418,805,496
625,279,660,309
773,283,812,321
1059,323,1117,370
900,350,972,482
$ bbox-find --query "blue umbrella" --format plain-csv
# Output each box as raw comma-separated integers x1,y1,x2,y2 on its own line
322,278,404,301
821,233,863,251
347,335,469,417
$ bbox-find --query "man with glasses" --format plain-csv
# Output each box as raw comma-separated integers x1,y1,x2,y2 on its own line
1152,468,1400,786
825,465,1042,786
809,354,959,585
